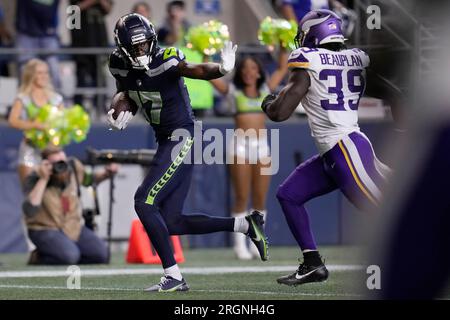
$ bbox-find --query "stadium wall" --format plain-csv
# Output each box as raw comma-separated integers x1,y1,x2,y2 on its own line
0,119,393,253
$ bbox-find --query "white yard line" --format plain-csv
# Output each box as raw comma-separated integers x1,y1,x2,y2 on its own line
0,265,363,279
0,284,362,297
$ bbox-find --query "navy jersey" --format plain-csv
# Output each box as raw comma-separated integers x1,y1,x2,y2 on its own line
108,47,195,140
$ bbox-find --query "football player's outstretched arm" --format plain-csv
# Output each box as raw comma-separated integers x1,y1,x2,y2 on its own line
177,60,224,80
177,41,237,81
262,69,310,122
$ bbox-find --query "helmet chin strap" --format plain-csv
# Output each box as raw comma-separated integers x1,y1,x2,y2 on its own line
131,55,150,71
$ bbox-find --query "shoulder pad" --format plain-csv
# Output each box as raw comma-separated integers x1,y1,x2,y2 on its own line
162,47,185,61
351,48,370,68
287,48,317,70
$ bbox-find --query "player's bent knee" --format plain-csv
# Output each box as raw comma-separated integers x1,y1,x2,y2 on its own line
164,215,184,235
276,184,307,205
90,249,109,264
276,184,292,202
134,201,158,217
58,250,81,265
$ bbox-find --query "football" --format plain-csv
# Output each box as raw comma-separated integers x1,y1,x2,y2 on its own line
109,91,139,120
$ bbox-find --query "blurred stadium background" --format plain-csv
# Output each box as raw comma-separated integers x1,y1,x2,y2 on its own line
0,0,443,299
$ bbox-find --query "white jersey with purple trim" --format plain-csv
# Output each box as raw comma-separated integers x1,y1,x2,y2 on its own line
288,47,370,155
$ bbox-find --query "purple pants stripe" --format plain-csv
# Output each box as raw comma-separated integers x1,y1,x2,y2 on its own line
277,131,388,251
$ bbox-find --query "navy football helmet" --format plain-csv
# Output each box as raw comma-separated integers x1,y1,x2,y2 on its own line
114,13,158,70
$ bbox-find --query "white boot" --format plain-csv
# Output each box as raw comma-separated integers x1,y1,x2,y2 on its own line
249,209,267,259
233,212,252,260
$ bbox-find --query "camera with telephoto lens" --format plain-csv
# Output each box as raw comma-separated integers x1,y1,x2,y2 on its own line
52,160,69,174
85,148,156,166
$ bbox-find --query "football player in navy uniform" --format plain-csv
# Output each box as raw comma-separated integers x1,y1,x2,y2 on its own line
107,14,268,292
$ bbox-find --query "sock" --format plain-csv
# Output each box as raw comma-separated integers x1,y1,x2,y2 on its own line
233,211,249,233
303,250,323,267
164,264,183,281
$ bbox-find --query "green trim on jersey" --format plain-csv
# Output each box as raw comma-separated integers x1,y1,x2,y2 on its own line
145,137,194,205
163,47,178,60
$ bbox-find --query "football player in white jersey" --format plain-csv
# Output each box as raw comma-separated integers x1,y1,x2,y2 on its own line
261,9,390,286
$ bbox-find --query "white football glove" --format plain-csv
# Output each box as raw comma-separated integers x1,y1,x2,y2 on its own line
107,109,134,130
219,41,238,75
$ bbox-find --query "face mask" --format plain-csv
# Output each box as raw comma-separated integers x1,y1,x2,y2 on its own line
132,55,151,70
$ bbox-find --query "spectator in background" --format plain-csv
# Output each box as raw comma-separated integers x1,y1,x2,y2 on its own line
209,48,288,259
132,1,152,20
70,0,113,109
281,0,344,22
15,0,61,88
23,147,118,265
158,0,191,47
0,4,12,76
8,59,64,184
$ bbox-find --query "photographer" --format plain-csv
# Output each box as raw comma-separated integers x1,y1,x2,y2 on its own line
22,146,118,265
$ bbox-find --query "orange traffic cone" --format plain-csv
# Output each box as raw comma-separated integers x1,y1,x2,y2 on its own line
126,219,185,264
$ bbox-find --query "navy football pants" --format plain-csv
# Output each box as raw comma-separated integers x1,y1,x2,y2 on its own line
134,133,234,268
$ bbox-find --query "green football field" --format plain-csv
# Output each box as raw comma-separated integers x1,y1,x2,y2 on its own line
0,246,444,300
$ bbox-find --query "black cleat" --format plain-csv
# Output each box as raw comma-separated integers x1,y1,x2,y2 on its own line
277,261,329,286
144,276,190,292
245,211,269,261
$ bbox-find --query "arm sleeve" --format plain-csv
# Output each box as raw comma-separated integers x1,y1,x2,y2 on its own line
22,172,40,194
71,158,92,187
22,173,42,218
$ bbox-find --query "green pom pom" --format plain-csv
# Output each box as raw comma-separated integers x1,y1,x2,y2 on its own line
24,104,91,149
258,17,297,50
65,104,91,143
185,20,230,56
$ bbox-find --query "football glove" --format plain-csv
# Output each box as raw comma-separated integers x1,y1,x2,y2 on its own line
107,109,134,130
219,41,238,75
261,94,278,113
